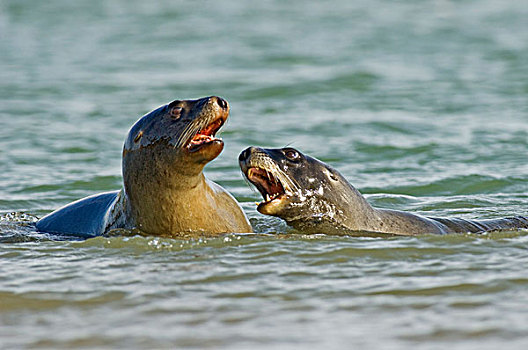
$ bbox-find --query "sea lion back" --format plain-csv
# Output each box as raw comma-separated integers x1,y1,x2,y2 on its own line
36,191,120,238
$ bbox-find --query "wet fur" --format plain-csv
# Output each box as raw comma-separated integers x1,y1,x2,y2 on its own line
240,147,528,235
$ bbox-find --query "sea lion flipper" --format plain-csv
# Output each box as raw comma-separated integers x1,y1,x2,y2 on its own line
36,191,120,238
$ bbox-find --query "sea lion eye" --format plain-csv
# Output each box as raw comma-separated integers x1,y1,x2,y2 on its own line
284,149,300,161
170,107,182,119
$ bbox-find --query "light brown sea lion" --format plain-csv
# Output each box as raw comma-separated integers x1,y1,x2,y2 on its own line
239,146,528,235
36,96,252,238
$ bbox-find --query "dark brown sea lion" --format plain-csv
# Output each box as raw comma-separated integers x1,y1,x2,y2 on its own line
36,96,252,238
239,146,528,235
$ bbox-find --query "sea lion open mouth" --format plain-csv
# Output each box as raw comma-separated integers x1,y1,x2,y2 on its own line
239,146,303,215
246,167,286,205
187,115,226,152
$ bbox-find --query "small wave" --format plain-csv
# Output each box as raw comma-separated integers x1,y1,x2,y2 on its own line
0,212,49,243
0,211,39,223
364,174,524,196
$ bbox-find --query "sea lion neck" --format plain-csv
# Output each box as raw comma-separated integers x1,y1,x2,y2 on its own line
284,172,379,234
123,173,236,235
122,145,207,196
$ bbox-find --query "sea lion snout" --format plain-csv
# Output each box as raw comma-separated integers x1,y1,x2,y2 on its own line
198,96,229,114
239,147,250,162
166,96,228,116
239,146,263,164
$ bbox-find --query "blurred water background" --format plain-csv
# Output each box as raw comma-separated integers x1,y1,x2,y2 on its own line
1,0,528,348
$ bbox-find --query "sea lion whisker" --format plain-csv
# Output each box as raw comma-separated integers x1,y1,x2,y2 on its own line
267,170,277,185
183,120,201,142
270,168,298,194
181,114,220,149
177,119,203,148
259,159,300,194
241,170,260,195
275,168,300,193
175,123,193,148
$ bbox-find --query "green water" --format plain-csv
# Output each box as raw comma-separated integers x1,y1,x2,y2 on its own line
1,0,528,348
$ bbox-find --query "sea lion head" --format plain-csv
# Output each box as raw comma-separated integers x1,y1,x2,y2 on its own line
239,147,354,229
123,96,229,193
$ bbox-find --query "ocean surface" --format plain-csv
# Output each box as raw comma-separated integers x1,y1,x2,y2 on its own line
1,0,528,348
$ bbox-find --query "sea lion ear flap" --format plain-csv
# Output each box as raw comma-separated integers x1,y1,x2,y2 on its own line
167,100,184,120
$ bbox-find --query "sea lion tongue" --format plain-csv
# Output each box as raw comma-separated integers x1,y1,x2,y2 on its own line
187,116,225,152
246,167,286,203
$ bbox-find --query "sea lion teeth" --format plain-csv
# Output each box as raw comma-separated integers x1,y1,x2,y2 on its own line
188,135,215,151
186,117,225,152
245,166,285,205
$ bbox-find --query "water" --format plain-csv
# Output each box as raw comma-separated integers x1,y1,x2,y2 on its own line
1,0,527,348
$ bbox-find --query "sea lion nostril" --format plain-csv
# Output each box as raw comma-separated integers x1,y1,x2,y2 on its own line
216,97,228,110
239,148,250,162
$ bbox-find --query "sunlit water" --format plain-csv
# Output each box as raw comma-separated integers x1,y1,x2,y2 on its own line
1,0,527,348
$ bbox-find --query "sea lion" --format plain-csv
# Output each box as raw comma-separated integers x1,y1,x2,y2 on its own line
36,96,252,238
239,146,528,235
